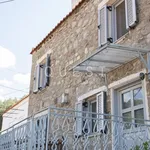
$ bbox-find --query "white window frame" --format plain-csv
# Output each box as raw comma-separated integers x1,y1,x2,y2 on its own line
119,84,145,123
109,70,149,121
113,0,128,41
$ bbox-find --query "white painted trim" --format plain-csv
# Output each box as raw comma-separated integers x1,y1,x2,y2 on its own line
36,49,52,64
110,69,149,122
120,84,144,121
78,86,107,102
108,69,147,89
142,79,149,121
98,0,109,9
98,0,117,9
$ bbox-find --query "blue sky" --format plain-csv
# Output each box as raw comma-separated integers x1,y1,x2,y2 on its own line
0,0,71,100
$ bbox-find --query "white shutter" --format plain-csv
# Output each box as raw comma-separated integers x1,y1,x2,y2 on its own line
33,64,40,93
96,91,106,132
125,0,137,29
75,102,83,136
98,5,108,47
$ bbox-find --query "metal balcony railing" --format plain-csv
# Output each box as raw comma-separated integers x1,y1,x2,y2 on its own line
0,107,150,150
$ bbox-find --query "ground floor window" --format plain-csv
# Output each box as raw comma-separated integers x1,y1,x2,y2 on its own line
120,84,145,125
75,91,106,135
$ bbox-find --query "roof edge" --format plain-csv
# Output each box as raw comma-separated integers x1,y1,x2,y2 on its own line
30,0,85,54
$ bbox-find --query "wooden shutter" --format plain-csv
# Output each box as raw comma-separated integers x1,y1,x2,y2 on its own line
45,54,51,86
125,0,137,29
75,102,83,136
39,64,45,89
98,5,108,47
33,64,40,93
96,91,106,132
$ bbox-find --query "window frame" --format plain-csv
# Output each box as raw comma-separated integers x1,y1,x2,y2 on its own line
113,0,128,42
120,84,145,124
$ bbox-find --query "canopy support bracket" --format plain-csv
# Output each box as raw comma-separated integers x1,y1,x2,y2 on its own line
138,51,150,80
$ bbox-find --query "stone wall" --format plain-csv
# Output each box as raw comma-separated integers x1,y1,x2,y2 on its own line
29,0,150,118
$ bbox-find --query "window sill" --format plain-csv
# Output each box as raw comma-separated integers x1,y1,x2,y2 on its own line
114,32,129,44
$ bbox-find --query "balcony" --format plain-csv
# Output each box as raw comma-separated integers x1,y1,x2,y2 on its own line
0,107,150,150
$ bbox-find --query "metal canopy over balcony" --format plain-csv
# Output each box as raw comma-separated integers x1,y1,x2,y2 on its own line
71,44,150,73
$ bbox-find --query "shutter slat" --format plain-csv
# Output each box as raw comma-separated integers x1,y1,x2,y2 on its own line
75,102,83,136
33,64,40,93
96,91,106,131
125,0,137,29
98,5,108,46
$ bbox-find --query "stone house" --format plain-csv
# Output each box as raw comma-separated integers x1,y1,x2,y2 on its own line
28,0,150,149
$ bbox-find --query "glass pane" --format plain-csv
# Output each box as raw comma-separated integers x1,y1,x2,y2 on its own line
91,102,97,132
116,1,128,39
122,91,131,109
123,112,132,129
122,112,132,122
133,87,143,106
135,109,144,124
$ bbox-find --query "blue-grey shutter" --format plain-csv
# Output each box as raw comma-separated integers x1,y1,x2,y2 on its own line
125,0,137,29
75,102,83,136
33,64,40,93
45,54,51,86
98,5,108,47
96,91,106,132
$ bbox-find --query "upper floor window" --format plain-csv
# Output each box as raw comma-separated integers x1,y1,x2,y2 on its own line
98,0,137,46
115,0,128,40
33,54,51,93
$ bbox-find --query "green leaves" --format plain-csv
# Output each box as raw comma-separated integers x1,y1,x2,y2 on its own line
131,141,149,150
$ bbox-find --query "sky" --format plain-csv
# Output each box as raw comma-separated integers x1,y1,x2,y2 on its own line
0,0,71,101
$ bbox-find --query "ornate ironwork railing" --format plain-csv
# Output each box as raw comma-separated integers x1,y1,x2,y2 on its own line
0,107,150,150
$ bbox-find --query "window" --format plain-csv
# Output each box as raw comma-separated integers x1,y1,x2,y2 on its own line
98,0,137,46
82,100,97,133
120,85,145,125
75,92,106,136
115,0,128,40
33,54,51,93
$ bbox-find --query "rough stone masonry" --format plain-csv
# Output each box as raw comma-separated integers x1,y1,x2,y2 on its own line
29,0,150,118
